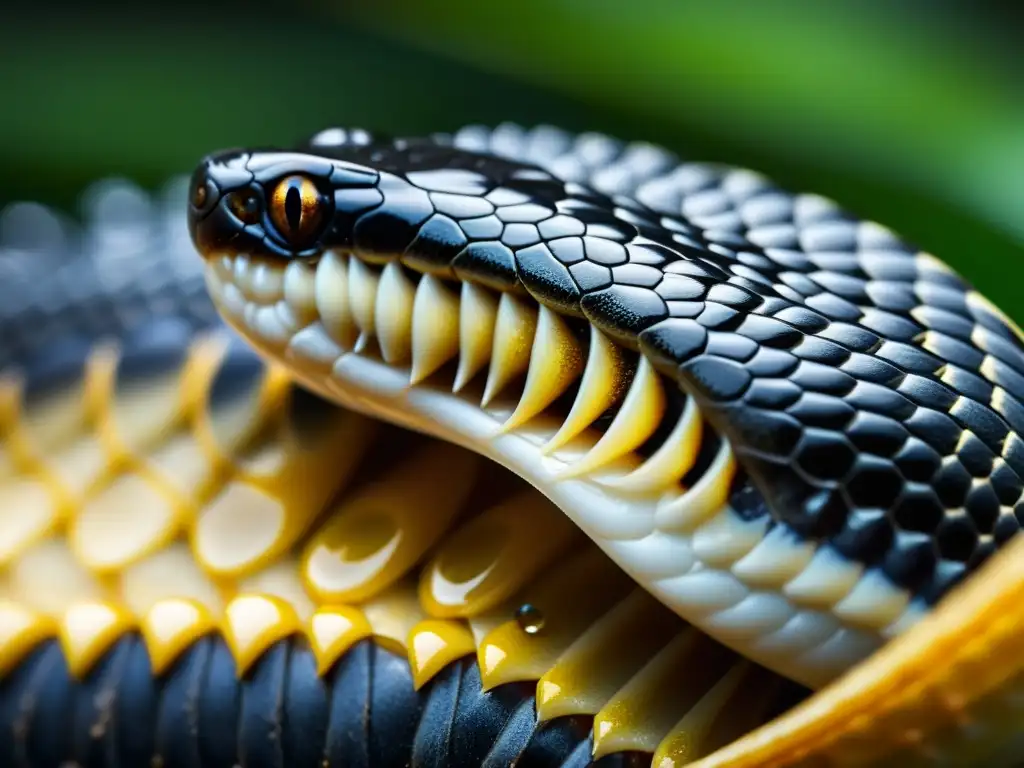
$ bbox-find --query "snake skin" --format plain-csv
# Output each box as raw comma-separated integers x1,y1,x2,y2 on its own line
4,122,1023,766
191,124,1024,605
2,179,735,767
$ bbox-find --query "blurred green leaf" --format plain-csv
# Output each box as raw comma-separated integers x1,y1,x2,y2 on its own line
2,3,1022,317
0,10,593,210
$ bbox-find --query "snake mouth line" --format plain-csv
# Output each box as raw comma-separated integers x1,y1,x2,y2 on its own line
203,249,924,689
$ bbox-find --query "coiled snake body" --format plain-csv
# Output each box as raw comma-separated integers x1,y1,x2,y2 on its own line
1,124,1023,766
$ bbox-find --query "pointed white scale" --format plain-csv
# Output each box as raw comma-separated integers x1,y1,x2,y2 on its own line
453,282,498,392
283,260,318,325
213,253,233,281
499,305,583,433
601,395,703,493
233,253,252,294
374,261,416,365
481,293,537,407
654,440,736,532
251,305,290,347
314,251,358,349
248,261,283,303
558,355,665,479
274,301,302,336
410,274,461,385
542,325,630,454
347,255,380,352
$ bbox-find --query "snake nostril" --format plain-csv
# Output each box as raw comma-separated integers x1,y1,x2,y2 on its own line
192,183,208,208
189,170,221,216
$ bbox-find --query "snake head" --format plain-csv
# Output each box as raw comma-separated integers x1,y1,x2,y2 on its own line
187,125,1024,708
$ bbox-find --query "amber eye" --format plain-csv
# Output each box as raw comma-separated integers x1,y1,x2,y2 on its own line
269,175,326,246
227,189,261,224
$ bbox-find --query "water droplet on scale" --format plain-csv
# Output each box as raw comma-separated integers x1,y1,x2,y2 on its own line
515,603,545,635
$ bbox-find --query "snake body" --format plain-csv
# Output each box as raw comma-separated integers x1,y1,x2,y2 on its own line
2,124,1024,766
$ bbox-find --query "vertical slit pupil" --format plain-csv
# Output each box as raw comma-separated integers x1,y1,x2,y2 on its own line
285,184,303,232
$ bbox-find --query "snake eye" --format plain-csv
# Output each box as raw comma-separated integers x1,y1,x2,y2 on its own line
227,189,262,225
269,175,327,247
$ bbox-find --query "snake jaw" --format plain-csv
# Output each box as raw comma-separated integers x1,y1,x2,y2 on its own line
202,244,929,690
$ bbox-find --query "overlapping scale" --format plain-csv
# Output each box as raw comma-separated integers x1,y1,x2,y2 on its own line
0,313,805,765
301,440,481,603
418,487,580,618
191,387,377,578
535,589,681,721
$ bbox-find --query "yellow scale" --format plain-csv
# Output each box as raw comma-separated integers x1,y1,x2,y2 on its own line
0,327,791,767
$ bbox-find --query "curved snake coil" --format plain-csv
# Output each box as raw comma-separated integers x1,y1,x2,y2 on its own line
1,125,1024,766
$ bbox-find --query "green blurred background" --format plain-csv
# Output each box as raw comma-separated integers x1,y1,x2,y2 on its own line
2,0,1022,314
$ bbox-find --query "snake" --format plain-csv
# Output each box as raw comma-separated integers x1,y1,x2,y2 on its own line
1,123,1023,767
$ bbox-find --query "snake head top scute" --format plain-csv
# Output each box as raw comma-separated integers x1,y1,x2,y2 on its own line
189,131,598,299
187,124,1024,695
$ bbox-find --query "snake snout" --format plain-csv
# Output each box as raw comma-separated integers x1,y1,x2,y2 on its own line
187,151,261,256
